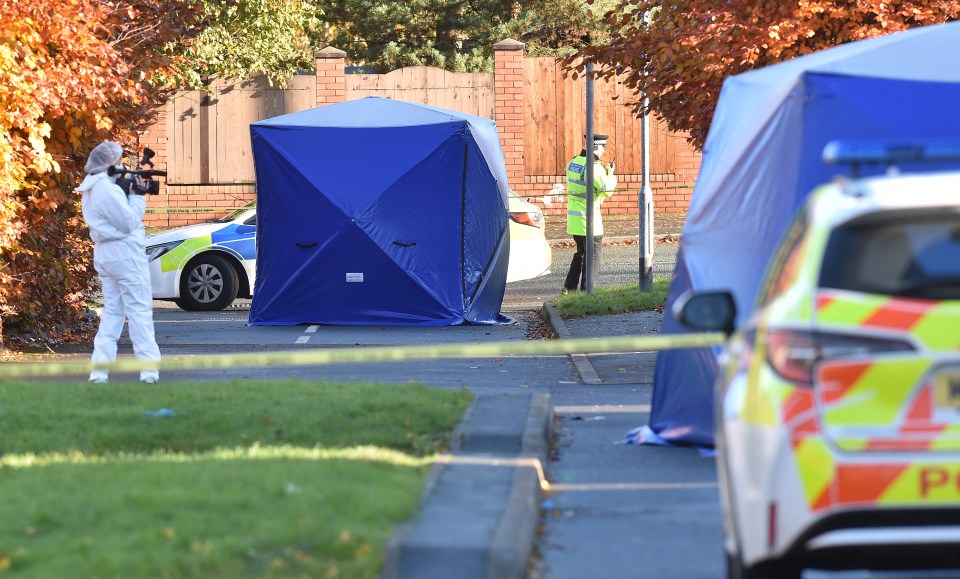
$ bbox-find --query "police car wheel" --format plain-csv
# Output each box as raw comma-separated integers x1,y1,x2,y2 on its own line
175,254,240,311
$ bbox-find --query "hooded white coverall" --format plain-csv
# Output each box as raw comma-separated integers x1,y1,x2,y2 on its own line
77,160,161,383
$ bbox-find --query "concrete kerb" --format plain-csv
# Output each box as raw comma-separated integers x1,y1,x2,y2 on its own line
541,302,602,385
383,393,555,579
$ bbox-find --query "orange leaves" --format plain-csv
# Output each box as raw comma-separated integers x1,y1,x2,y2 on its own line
577,0,960,150
0,0,205,347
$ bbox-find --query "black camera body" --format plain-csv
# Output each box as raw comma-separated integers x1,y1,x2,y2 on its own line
108,148,167,195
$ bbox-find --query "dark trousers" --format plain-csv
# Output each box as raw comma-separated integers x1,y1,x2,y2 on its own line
564,235,602,291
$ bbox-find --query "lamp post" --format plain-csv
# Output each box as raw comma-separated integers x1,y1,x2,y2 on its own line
639,93,654,291
638,11,654,292
585,61,596,294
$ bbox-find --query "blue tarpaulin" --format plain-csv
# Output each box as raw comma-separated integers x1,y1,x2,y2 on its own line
651,21,960,447
248,97,512,326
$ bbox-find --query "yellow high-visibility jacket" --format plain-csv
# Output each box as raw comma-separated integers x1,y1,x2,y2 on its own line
566,151,616,236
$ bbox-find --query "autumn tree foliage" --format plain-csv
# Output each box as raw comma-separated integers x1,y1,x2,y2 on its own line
0,0,206,348
577,1,960,149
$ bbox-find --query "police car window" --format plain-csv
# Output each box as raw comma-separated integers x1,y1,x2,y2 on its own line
243,213,257,226
214,202,256,223
820,213,960,300
755,210,808,309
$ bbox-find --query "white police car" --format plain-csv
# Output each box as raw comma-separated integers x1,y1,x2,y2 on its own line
146,205,257,311
675,140,960,578
146,193,552,311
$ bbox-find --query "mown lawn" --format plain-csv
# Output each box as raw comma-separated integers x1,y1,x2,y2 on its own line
0,379,472,578
553,278,670,318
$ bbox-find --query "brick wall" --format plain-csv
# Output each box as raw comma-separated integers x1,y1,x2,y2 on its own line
511,133,698,220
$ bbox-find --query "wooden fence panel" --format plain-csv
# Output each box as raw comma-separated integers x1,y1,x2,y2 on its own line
523,58,559,176
168,76,317,184
523,57,675,176
346,67,494,118
285,75,316,112
166,63,677,186
166,90,204,184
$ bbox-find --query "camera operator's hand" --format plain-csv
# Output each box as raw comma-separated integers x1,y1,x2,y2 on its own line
130,175,150,196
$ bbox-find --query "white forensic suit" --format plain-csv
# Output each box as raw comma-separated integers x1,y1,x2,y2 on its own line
77,161,161,383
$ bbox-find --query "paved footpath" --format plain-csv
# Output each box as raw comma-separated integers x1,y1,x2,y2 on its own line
387,217,727,578
533,309,724,579
385,306,725,579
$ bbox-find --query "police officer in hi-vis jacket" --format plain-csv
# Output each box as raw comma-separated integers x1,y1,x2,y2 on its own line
563,134,617,292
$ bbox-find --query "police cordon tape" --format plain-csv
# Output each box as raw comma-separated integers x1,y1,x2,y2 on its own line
0,333,725,379
145,184,695,215
146,206,249,214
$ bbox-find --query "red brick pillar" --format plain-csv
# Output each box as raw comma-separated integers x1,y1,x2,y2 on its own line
494,39,525,190
315,47,347,106
140,105,169,227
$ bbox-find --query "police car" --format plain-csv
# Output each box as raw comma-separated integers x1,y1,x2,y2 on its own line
146,193,552,311
675,140,960,578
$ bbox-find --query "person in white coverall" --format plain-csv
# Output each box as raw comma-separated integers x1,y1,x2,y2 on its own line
77,141,161,384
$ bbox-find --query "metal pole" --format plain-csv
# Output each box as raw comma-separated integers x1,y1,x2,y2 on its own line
585,62,595,294
639,93,654,291
638,10,654,292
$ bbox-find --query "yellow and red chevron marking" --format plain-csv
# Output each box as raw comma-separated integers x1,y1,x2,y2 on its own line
782,388,819,445
817,360,871,406
787,366,960,510
815,359,960,452
783,388,833,508
811,462,960,510
864,386,952,451
816,290,960,351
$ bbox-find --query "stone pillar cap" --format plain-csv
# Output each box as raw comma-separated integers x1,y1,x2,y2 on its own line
493,39,525,51
315,46,347,58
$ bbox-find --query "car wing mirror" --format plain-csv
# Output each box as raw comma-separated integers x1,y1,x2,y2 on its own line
672,290,737,337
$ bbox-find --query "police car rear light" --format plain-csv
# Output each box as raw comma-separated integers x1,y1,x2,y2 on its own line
510,210,544,228
766,330,915,386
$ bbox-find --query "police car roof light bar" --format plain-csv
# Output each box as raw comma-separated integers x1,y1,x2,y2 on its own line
823,139,960,178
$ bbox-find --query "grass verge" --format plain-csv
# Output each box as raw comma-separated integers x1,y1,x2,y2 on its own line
553,278,670,318
0,379,472,578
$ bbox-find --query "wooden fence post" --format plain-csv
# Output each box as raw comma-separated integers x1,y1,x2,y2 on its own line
494,39,525,190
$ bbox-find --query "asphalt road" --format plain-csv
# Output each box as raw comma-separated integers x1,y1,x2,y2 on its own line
146,242,679,391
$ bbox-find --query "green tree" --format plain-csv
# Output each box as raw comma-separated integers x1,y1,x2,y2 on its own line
172,0,321,88
169,0,621,81
312,0,620,72
577,1,960,149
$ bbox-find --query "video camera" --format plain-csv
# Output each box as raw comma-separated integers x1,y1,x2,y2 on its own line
108,148,167,195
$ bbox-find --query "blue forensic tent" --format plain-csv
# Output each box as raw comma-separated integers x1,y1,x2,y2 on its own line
248,97,512,326
651,21,960,446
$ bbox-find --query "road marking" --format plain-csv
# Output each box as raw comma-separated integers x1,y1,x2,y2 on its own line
550,482,718,492
305,325,319,333
295,336,310,344
555,404,651,414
